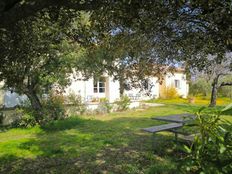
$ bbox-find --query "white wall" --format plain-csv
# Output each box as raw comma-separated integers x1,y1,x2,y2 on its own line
64,74,120,103
107,77,120,102
64,76,94,101
0,71,189,108
124,77,160,101
165,72,189,98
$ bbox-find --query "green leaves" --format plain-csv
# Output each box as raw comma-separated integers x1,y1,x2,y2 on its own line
181,106,232,173
221,103,232,114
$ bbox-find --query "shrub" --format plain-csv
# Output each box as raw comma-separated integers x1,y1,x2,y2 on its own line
41,93,67,122
97,98,112,114
180,105,232,173
115,95,131,111
67,92,87,115
15,108,37,128
161,86,179,99
11,92,67,127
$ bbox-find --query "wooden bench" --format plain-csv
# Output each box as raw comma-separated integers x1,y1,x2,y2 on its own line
142,123,184,144
142,123,183,133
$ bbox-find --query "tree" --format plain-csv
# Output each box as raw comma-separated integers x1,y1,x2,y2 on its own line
189,78,211,97
0,0,102,29
190,54,232,107
74,27,177,96
208,55,232,107
1,0,231,109
0,10,85,123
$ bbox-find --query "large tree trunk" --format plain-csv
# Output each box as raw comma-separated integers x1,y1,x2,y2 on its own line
25,89,43,123
209,76,220,107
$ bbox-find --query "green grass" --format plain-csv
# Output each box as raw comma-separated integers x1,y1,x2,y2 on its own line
0,102,231,173
147,97,232,106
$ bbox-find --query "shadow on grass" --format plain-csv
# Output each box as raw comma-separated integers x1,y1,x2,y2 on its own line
0,116,184,174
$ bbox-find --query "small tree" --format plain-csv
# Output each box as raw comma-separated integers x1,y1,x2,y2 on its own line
206,55,232,107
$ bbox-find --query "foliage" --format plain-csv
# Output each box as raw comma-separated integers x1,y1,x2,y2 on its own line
161,86,179,99
97,98,112,114
1,1,232,54
219,75,232,99
14,92,67,127
181,105,232,173
67,92,87,115
0,9,87,123
189,72,232,107
189,78,211,97
15,108,37,128
41,92,67,123
115,95,131,111
1,1,231,112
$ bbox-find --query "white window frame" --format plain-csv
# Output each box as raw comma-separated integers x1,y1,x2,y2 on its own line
94,77,106,93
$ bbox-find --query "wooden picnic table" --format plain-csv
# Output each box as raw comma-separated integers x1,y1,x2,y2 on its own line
152,113,195,123
142,113,197,144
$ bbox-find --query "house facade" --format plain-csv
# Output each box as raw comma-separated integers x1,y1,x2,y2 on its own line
64,70,189,102
0,70,189,108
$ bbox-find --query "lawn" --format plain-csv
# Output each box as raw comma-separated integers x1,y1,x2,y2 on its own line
0,101,231,173
147,97,232,106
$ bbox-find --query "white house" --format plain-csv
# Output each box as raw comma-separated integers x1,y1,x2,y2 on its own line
0,69,189,108
64,68,189,103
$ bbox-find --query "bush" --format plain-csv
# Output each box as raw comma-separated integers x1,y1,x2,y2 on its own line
115,96,131,111
15,108,37,128
97,98,112,114
15,92,67,127
161,86,179,99
180,105,232,173
41,93,67,122
67,92,87,115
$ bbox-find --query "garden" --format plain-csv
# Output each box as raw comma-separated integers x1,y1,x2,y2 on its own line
0,97,231,173
0,1,232,174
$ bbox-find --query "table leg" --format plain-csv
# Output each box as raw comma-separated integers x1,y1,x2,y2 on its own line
174,132,178,141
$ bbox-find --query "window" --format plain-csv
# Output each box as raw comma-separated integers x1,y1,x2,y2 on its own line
174,80,180,89
93,77,106,93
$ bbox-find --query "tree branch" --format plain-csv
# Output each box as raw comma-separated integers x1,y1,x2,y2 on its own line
220,82,232,87
0,0,101,29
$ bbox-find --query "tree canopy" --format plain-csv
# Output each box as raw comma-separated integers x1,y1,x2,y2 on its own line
0,9,88,122
0,0,231,110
